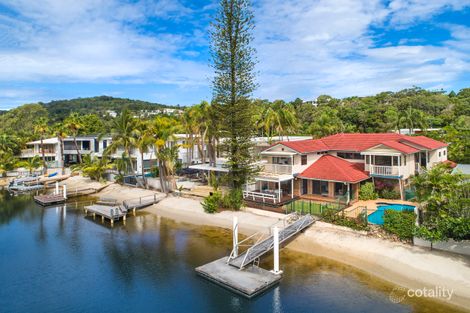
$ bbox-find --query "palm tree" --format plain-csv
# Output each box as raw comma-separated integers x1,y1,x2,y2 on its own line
152,116,178,193
53,123,67,175
72,154,112,181
158,145,179,192
17,155,42,175
0,152,18,177
0,134,17,154
263,101,298,142
64,113,83,163
105,109,137,180
132,120,154,188
34,117,49,175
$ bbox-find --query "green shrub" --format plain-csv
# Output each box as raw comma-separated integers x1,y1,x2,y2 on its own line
359,182,378,200
321,208,369,231
381,189,401,199
222,188,244,211
383,210,415,240
201,191,222,213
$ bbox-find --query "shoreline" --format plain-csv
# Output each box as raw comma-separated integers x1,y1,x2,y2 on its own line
68,177,470,311
143,195,470,311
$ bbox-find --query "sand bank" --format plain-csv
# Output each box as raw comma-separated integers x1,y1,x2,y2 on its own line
145,195,470,311
66,177,470,310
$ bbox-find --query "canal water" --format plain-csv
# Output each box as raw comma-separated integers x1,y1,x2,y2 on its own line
0,191,463,313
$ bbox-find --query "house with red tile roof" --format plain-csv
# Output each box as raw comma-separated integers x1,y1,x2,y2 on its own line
243,133,448,206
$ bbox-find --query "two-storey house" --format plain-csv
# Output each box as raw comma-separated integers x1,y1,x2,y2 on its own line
243,133,448,205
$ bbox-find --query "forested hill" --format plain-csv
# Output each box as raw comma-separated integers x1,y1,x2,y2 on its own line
42,96,178,121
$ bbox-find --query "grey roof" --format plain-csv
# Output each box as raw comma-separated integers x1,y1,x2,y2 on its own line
452,164,470,176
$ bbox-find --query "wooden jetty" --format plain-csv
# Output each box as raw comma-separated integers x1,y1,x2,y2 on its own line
196,214,316,298
84,203,127,226
84,194,165,226
34,193,66,206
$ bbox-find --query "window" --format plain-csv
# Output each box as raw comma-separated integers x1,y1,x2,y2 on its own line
302,180,308,194
403,155,406,166
443,150,446,156
337,152,363,160
392,156,399,166
82,140,90,150
438,151,441,157
334,182,346,196
301,155,307,165
312,180,321,195
272,157,290,165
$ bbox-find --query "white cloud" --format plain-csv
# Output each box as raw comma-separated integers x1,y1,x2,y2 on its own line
386,0,470,26
252,0,470,100
0,0,468,107
0,0,210,85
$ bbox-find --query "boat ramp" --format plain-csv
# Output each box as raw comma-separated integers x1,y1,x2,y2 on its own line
196,213,316,298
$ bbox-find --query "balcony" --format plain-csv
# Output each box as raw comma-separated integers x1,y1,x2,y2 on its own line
368,165,401,176
260,163,292,175
21,148,55,157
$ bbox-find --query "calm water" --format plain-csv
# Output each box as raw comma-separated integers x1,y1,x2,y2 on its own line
0,191,462,313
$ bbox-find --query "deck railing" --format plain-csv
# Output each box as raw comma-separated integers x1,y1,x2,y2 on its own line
369,165,400,176
243,190,279,203
260,164,292,175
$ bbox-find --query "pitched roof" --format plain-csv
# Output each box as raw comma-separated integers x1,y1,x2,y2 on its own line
272,139,329,153
373,141,420,154
298,154,370,183
270,133,447,154
400,136,447,149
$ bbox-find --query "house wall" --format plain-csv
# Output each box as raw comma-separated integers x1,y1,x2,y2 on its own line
292,153,322,174
428,147,447,167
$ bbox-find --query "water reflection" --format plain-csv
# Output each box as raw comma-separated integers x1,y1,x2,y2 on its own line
0,191,466,313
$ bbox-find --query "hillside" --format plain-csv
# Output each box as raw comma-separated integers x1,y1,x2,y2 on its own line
42,95,179,121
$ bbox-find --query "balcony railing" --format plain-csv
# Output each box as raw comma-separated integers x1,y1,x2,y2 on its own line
260,164,292,175
243,190,280,203
369,165,400,176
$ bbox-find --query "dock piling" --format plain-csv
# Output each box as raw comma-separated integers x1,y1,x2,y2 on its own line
55,182,59,195
63,185,67,199
271,227,282,275
233,216,239,257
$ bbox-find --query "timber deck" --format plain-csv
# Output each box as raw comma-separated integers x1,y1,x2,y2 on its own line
34,194,66,206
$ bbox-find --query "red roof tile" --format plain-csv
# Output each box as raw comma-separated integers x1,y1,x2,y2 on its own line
400,136,447,149
320,133,404,151
274,139,329,153
373,141,420,154
298,155,370,183
271,133,447,153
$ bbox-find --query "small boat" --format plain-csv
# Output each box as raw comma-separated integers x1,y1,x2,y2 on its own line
47,172,58,178
7,176,44,193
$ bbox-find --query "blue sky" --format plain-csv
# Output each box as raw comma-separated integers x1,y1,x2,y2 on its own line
0,0,469,109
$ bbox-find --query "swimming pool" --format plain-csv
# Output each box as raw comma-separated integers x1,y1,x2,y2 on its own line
367,203,415,225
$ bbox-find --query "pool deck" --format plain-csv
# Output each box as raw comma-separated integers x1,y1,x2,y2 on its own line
343,199,417,218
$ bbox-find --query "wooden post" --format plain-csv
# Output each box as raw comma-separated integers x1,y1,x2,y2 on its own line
55,182,59,195
63,185,67,199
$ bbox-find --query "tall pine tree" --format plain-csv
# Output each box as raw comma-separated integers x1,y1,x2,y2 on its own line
210,0,257,190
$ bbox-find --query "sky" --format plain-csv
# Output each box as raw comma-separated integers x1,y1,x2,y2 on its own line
0,0,469,109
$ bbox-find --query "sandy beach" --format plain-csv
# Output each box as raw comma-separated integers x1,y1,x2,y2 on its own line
63,177,470,311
